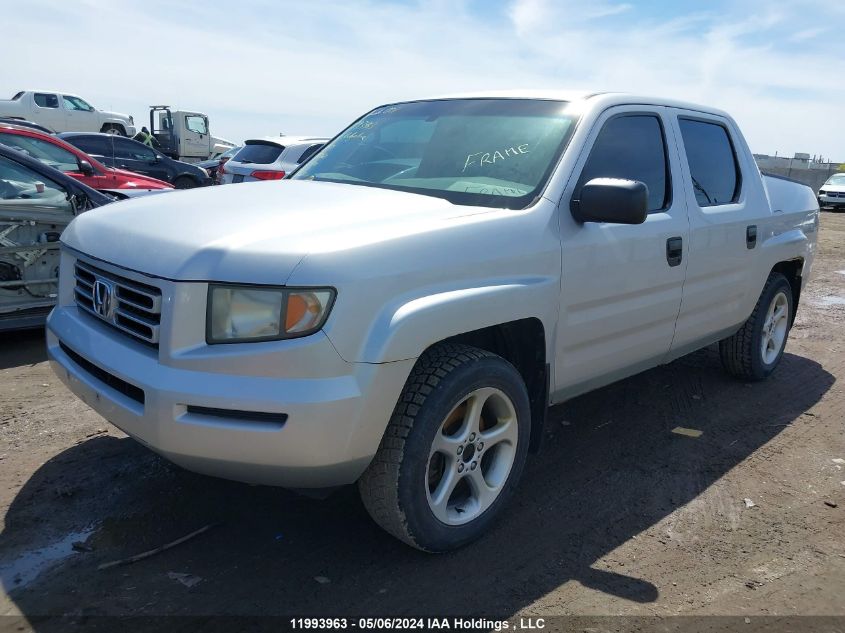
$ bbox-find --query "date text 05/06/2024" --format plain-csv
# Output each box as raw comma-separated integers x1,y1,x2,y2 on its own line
289,617,546,630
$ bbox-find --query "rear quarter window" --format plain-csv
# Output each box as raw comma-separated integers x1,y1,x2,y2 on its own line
296,144,324,164
235,142,284,164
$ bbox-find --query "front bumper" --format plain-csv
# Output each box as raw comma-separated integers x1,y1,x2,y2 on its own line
46,259,414,488
818,194,845,208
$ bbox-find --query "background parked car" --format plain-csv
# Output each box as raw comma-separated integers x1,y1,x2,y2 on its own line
60,133,212,189
818,173,845,210
0,125,173,197
196,145,241,184
218,136,326,184
0,144,111,331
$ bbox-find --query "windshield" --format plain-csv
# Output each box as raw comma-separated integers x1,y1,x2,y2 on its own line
291,99,578,209
826,173,845,186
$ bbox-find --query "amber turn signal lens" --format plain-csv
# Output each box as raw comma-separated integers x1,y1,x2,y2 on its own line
284,291,333,334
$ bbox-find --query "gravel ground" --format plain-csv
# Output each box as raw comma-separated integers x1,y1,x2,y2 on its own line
0,213,843,631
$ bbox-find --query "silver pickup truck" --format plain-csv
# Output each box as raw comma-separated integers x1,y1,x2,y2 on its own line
46,91,818,552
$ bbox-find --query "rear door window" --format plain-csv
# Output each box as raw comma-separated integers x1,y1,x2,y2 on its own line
576,114,670,213
34,93,59,108
235,142,284,164
68,135,109,156
678,118,741,207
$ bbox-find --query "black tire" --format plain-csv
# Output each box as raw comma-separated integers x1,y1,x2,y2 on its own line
173,176,198,189
719,272,793,381
358,343,531,552
101,124,126,136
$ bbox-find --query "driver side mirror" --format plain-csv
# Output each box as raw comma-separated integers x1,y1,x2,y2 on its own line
78,160,94,176
570,178,648,224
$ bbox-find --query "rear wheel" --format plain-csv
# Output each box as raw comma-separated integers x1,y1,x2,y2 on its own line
358,344,531,552
173,176,197,189
719,273,793,381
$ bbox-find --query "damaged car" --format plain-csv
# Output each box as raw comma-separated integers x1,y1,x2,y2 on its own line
0,144,110,330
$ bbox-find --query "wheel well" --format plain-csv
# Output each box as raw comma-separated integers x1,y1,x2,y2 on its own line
771,259,803,325
439,318,548,453
100,123,125,135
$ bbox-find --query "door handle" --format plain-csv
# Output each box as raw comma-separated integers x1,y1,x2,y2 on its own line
746,225,757,249
666,236,683,267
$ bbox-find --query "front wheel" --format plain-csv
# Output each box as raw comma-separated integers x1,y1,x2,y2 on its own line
101,124,126,136
359,344,531,552
719,272,793,381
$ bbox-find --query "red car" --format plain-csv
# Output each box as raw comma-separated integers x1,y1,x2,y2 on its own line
0,124,172,195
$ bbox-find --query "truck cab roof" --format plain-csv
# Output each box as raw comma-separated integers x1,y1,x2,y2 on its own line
411,90,733,119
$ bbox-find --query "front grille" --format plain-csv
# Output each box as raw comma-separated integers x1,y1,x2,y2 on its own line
60,342,145,405
73,259,162,346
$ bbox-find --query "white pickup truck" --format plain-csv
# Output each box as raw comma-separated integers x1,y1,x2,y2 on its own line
0,90,135,136
46,91,818,552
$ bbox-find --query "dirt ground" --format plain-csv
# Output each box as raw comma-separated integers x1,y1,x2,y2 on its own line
0,213,843,631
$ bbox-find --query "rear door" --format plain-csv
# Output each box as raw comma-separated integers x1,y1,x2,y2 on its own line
666,110,760,357
31,93,66,131
554,106,690,398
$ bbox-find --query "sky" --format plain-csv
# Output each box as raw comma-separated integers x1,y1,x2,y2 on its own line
3,0,843,160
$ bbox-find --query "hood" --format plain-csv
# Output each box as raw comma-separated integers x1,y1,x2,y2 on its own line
99,109,132,122
108,167,173,189
820,182,845,193
62,180,483,284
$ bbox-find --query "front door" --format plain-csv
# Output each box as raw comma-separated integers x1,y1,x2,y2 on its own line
62,95,99,133
180,113,210,159
554,106,690,400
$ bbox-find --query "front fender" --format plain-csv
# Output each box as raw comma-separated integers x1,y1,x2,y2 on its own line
347,276,559,364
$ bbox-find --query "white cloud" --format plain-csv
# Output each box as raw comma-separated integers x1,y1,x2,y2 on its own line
1,0,842,158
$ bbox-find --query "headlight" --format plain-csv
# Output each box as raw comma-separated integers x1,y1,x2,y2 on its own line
207,285,335,343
